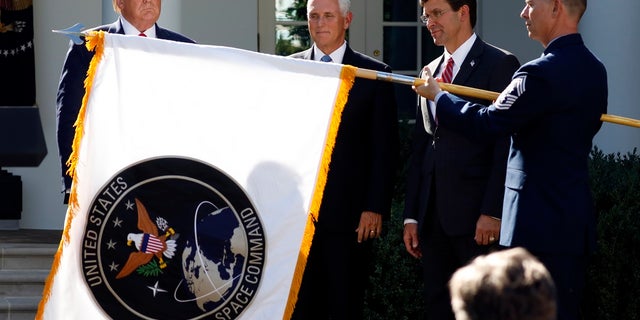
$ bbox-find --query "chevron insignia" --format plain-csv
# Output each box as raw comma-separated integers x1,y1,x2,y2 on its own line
495,75,526,110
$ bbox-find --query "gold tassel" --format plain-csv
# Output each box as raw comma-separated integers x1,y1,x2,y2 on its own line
36,31,106,320
283,65,356,319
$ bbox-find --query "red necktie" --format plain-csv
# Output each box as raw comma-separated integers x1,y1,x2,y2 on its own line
433,57,454,127
138,32,147,37
440,57,454,83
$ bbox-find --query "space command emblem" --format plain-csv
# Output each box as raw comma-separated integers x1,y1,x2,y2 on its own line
81,157,266,319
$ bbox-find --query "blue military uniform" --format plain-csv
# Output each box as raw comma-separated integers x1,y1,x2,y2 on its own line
436,33,608,320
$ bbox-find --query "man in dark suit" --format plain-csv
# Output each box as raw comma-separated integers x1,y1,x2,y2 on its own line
56,0,195,203
402,0,519,319
289,0,399,318
413,0,607,319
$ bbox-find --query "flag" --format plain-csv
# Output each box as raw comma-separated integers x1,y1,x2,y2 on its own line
37,32,355,320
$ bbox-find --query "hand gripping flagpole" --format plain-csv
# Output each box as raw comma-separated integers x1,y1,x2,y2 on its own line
354,67,640,128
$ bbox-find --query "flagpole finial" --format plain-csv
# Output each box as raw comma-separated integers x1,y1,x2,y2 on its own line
52,23,85,45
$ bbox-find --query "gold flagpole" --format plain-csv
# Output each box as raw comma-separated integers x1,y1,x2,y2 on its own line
354,67,640,128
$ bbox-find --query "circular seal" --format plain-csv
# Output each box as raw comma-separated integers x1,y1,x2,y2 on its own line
81,157,265,319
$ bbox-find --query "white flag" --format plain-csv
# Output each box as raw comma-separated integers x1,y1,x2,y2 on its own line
38,32,355,320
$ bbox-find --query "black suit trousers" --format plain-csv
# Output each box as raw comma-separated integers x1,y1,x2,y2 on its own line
420,187,492,320
292,229,373,320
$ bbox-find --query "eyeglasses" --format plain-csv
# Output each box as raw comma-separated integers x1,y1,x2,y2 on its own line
419,9,450,24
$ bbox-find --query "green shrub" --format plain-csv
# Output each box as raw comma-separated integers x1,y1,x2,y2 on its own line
363,119,640,319
363,119,423,319
364,199,424,319
583,147,640,320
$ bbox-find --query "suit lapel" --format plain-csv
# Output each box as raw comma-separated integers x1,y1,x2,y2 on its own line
341,46,355,65
452,37,483,85
156,24,174,40
304,48,314,61
419,95,435,135
420,56,444,135
431,55,446,78
420,37,484,134
110,20,125,34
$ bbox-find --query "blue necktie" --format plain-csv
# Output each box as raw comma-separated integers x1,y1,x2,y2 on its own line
320,55,332,62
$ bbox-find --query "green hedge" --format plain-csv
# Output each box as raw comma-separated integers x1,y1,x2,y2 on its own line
583,147,640,320
363,120,640,319
363,120,424,319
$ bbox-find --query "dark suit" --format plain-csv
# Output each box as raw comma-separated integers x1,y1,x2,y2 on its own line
290,45,399,319
436,33,607,320
403,36,519,319
56,19,195,193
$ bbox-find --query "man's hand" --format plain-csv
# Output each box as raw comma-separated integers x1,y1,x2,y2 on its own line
356,211,382,243
474,214,501,245
403,223,422,259
412,67,442,101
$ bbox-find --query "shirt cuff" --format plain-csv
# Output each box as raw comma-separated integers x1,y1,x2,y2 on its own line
403,218,418,225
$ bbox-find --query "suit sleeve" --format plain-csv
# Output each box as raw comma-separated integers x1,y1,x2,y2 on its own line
437,67,553,139
56,40,93,192
366,64,400,218
403,96,426,220
479,54,520,218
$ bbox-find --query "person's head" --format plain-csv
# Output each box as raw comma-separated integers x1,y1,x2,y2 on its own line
520,0,586,47
449,247,557,320
419,0,476,53
112,0,161,32
307,0,352,55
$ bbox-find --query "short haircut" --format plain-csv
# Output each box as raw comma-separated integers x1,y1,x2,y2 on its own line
449,247,557,320
563,0,587,19
308,0,351,16
419,0,477,29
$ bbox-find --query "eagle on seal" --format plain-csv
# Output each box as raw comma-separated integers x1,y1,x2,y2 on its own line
116,198,177,279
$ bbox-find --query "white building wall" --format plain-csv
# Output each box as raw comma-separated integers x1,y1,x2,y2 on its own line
583,1,640,154
180,1,257,50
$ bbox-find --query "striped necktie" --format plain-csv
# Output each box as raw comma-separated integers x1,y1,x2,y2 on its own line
440,57,454,83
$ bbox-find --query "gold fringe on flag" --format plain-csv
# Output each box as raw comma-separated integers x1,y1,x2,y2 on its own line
36,30,106,320
283,65,357,319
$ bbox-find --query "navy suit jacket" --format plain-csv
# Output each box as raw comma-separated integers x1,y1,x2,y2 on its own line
290,46,399,233
56,20,195,191
404,36,519,236
436,34,607,254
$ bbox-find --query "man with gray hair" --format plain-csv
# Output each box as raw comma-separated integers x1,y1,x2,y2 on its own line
290,0,399,318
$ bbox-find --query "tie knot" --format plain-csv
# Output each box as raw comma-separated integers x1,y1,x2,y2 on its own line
320,55,332,63
138,32,147,37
